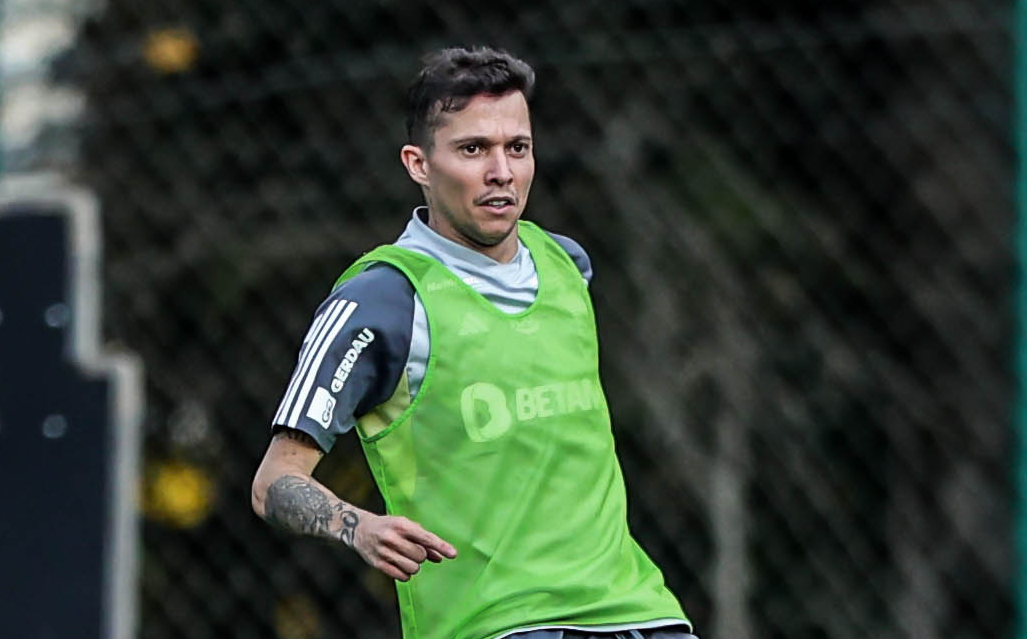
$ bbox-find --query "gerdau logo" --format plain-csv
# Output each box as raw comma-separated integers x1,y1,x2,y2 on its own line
460,378,604,441
331,328,374,393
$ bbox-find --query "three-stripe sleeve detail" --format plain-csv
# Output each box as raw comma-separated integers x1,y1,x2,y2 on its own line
273,299,340,424
285,300,359,427
272,299,357,426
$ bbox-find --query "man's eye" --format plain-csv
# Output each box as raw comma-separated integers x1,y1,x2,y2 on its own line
510,143,529,154
463,144,480,154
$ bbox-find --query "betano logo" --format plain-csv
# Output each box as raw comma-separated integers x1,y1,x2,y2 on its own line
514,378,603,421
459,378,604,442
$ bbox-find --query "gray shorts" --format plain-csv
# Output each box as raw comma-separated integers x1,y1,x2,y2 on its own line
509,628,698,639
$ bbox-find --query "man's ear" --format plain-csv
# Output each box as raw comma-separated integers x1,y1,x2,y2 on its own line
400,144,430,187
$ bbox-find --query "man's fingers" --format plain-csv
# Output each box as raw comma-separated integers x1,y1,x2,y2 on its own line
425,547,445,563
383,532,428,563
377,561,408,582
402,523,457,559
378,547,421,580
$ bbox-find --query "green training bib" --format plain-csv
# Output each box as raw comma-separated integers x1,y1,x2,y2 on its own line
334,221,688,639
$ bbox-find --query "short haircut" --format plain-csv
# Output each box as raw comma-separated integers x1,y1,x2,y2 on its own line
405,46,536,150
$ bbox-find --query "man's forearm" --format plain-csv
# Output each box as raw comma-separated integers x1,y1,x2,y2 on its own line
254,432,458,581
263,474,362,546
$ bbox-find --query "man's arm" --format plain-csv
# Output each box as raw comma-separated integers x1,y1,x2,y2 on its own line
251,429,360,543
252,428,457,581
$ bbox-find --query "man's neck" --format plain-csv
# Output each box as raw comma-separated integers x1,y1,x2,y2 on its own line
421,209,519,264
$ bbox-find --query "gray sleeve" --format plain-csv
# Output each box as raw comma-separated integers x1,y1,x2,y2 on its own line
546,231,593,284
269,263,414,452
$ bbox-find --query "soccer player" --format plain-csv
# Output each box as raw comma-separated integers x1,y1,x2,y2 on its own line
252,46,697,639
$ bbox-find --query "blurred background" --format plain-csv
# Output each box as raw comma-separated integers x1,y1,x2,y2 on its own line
0,0,1014,638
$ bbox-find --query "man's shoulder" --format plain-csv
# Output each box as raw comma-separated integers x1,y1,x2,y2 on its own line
328,261,415,306
313,262,418,348
541,230,593,284
271,262,416,449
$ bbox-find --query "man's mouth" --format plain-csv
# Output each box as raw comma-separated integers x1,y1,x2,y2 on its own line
477,196,516,212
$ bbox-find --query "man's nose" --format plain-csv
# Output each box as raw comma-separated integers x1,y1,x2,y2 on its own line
485,151,513,185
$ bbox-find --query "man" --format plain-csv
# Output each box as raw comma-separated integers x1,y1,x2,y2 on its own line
252,46,697,639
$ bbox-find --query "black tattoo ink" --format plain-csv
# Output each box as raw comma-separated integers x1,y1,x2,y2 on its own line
274,428,324,456
265,475,335,536
335,503,360,547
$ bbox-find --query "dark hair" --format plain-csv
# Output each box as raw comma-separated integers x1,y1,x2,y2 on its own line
405,46,536,149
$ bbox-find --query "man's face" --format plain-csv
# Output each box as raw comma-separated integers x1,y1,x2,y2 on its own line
403,91,535,258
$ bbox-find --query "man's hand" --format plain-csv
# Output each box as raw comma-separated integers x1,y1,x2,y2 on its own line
352,514,457,581
253,428,456,581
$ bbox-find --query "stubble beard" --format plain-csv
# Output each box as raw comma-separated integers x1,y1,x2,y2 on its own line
430,202,519,249
457,216,517,248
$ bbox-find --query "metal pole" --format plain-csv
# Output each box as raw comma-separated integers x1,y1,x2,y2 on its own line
0,0,5,176
1016,1,1027,638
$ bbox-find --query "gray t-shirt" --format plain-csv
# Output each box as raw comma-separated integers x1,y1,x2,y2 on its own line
271,207,591,452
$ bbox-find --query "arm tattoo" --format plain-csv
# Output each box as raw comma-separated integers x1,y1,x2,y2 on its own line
265,475,361,546
335,503,360,547
266,475,335,536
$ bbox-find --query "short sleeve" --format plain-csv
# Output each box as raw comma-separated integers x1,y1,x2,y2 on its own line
270,264,415,452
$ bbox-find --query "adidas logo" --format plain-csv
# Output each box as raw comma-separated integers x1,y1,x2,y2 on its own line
458,312,489,336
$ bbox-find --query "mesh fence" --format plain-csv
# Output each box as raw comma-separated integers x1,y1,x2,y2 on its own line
5,0,1016,638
